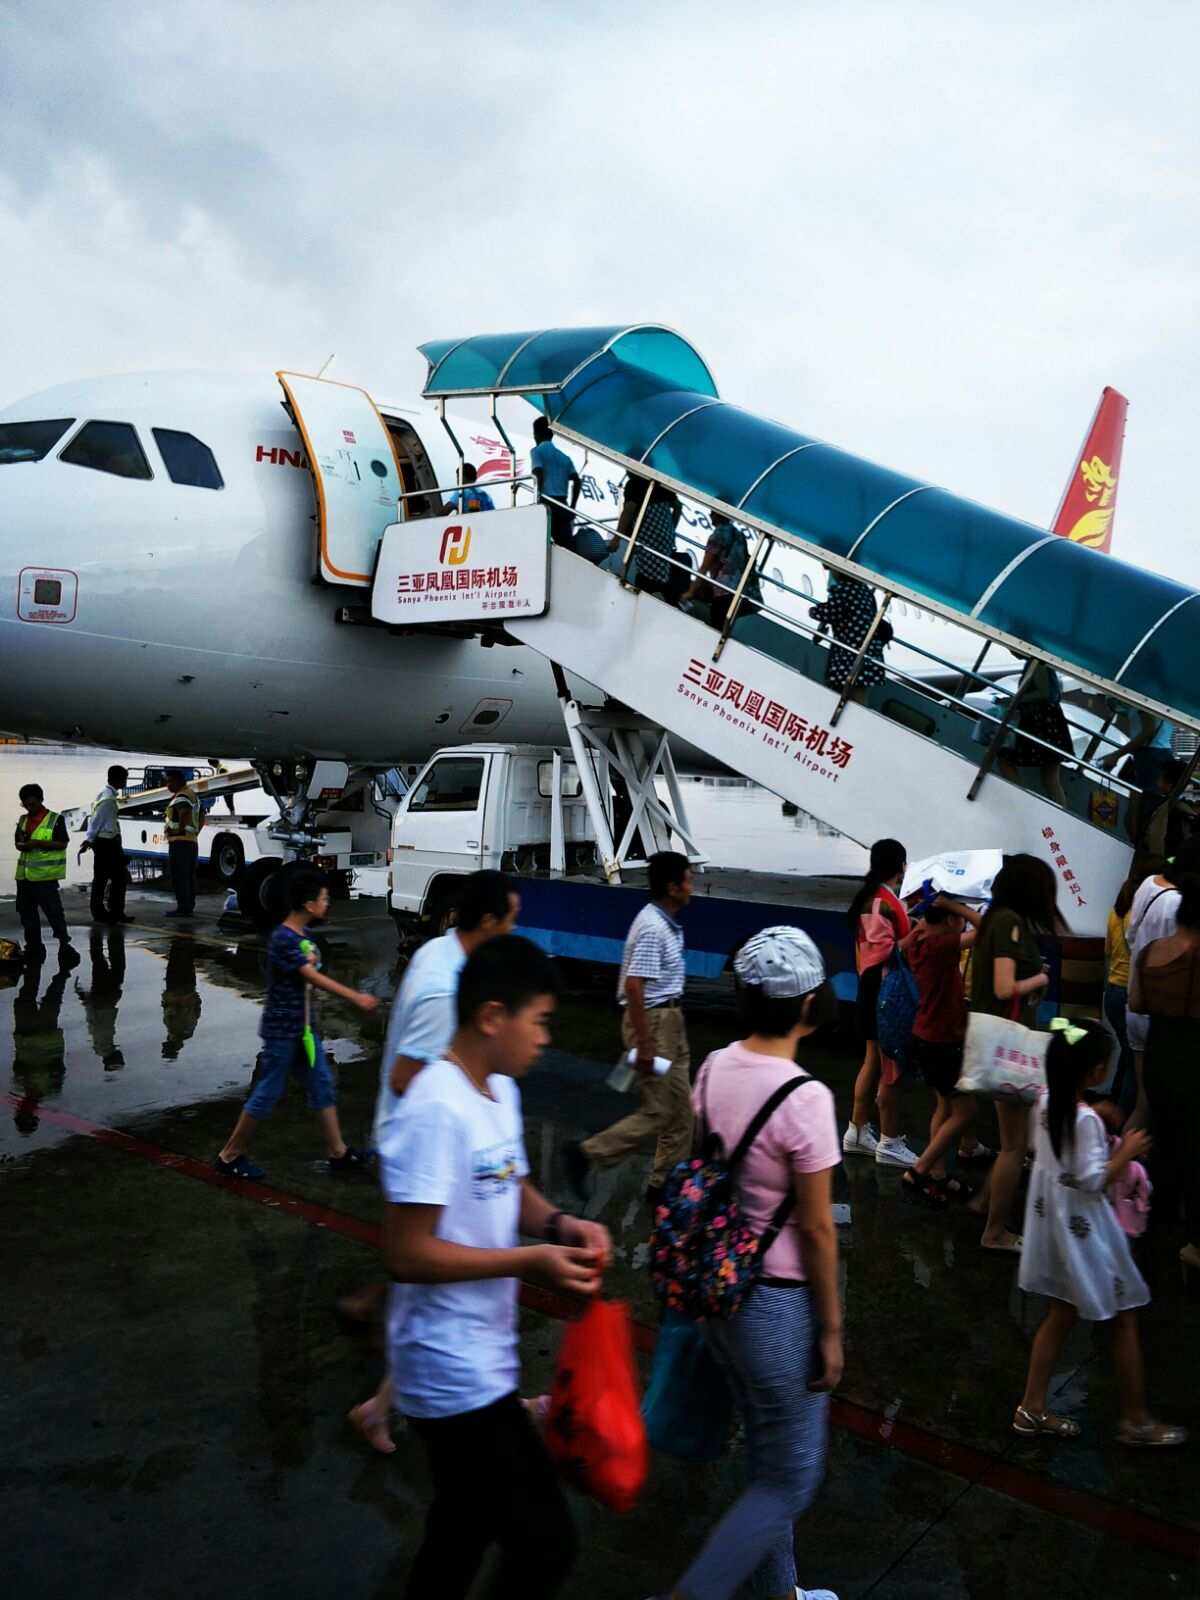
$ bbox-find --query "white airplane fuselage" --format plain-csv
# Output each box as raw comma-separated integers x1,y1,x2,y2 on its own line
0,371,595,765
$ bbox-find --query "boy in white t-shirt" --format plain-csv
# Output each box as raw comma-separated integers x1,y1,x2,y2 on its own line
380,934,611,1600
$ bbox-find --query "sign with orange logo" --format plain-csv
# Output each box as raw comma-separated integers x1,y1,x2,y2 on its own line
1051,387,1127,554
371,504,550,627
439,525,472,565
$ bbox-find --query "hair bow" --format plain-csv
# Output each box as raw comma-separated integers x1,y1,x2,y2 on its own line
1049,1017,1087,1045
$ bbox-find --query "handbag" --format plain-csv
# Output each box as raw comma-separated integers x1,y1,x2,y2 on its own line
643,1312,734,1462
958,1010,1049,1103
544,1300,647,1513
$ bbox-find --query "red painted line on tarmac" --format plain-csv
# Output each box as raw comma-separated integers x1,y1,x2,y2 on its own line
12,1092,1198,1564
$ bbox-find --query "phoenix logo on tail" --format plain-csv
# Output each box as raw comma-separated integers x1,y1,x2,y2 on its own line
1051,385,1128,553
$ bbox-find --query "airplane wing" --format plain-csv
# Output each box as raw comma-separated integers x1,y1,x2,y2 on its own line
1051,385,1128,554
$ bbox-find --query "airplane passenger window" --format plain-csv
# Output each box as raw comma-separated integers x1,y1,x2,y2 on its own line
407,757,485,813
152,428,224,490
60,420,153,480
0,419,75,465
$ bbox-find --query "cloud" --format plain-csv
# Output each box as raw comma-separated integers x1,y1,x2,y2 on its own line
2,0,1197,580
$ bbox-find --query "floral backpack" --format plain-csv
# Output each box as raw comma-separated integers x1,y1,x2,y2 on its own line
650,1070,815,1320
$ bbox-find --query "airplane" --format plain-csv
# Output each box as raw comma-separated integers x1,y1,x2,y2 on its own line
0,365,1129,831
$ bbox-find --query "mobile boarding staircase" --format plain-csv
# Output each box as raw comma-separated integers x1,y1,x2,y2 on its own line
381,326,1200,939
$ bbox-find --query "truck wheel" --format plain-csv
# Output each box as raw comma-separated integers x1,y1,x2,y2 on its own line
235,857,286,928
211,833,245,886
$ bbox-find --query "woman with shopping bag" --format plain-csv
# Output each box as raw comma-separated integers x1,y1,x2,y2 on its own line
967,856,1060,1254
647,927,842,1600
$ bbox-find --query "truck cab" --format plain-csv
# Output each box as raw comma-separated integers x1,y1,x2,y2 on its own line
388,744,596,930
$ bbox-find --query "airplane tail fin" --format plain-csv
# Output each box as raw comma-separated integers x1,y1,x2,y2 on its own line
1051,386,1128,554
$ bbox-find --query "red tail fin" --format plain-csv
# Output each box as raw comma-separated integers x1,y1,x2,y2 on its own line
1051,387,1128,554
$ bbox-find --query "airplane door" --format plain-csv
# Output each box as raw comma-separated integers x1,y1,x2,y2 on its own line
277,371,404,587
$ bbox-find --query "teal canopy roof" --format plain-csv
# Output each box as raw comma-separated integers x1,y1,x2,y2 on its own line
417,326,1200,730
419,325,717,402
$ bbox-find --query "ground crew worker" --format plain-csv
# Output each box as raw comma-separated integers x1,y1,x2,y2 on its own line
163,769,200,918
79,763,131,924
14,783,79,965
564,850,694,1207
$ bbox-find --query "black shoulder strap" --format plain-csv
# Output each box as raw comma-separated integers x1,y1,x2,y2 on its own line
729,1074,814,1170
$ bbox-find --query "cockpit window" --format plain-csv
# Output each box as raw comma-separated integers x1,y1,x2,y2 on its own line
152,427,224,490
60,420,153,480
0,419,75,465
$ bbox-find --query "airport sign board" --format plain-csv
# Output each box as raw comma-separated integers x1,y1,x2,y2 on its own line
371,504,550,626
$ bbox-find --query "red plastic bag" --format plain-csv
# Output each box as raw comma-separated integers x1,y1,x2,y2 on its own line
543,1299,648,1513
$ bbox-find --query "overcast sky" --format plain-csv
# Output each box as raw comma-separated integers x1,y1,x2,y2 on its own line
3,1,1196,582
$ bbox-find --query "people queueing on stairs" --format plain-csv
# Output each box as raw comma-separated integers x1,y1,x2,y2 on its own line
809,568,888,699
530,418,581,550
163,768,201,918
997,659,1071,807
603,476,686,602
564,851,694,1209
680,511,762,631
14,782,78,968
346,870,521,1456
842,838,918,1169
211,869,378,1181
441,461,495,515
78,763,131,925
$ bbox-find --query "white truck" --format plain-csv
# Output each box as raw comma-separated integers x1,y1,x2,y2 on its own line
387,744,597,935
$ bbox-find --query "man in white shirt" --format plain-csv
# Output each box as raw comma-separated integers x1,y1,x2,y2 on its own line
347,871,520,1451
565,850,694,1207
381,935,610,1600
78,764,130,925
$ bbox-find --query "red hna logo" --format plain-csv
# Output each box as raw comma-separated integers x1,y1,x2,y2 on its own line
255,445,308,469
439,525,472,565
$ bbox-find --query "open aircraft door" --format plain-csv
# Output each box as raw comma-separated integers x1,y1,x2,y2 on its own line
277,371,404,588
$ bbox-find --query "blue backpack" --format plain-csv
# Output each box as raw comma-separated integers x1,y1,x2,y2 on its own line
650,1072,814,1320
876,952,919,1070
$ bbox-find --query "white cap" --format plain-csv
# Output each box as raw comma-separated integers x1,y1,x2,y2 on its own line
733,925,826,998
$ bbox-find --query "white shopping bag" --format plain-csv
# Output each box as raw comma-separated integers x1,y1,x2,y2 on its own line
958,1012,1049,1104
902,850,1003,906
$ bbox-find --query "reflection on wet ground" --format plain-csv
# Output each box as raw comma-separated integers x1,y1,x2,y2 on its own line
2,889,1198,1598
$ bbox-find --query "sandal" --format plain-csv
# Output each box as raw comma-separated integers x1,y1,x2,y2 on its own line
1013,1405,1081,1439
1116,1419,1188,1448
957,1142,996,1165
933,1173,976,1201
901,1170,949,1208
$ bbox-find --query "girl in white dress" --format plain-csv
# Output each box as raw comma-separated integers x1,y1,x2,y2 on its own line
1014,1018,1187,1447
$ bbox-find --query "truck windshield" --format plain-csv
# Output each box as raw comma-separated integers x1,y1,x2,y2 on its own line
0,418,75,465
408,757,485,812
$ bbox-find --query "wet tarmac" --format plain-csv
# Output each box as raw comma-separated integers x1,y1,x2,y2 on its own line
2,882,1198,1598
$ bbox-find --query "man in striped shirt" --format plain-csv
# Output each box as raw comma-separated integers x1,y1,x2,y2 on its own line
565,851,694,1206
79,764,130,924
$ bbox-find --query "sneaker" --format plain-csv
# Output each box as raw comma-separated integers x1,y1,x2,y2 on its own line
213,1153,265,1180
875,1134,919,1169
798,1589,840,1599
58,943,82,969
563,1140,592,1205
842,1121,879,1156
958,1141,996,1165
328,1146,371,1176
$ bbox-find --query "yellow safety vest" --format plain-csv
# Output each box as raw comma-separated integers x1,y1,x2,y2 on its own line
16,810,67,883
165,787,200,842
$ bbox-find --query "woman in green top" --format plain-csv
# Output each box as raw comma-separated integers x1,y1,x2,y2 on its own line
971,856,1058,1253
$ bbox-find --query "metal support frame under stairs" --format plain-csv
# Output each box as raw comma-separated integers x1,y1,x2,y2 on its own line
550,665,707,884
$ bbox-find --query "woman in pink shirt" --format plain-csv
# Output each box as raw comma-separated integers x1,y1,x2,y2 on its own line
656,926,842,1600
